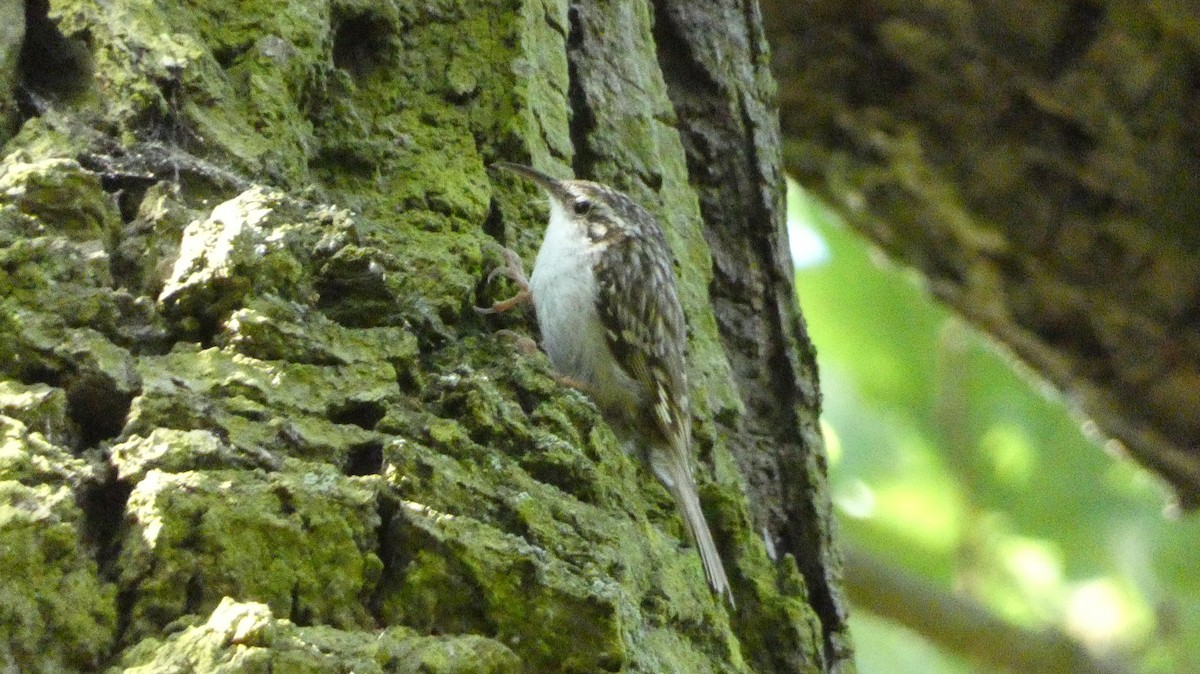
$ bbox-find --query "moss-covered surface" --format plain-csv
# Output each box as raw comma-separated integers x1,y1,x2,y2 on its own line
0,0,827,671
0,417,115,672
117,465,382,642
114,597,520,673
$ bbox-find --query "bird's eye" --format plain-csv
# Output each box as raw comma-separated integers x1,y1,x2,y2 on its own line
573,199,593,215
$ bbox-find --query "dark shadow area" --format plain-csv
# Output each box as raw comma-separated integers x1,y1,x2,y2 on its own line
18,0,93,110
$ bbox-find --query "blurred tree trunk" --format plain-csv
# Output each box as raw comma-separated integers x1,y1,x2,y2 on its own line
0,0,851,672
763,1,1200,509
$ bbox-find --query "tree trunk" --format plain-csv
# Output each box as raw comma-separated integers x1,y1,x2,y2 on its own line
0,0,849,672
762,1,1200,508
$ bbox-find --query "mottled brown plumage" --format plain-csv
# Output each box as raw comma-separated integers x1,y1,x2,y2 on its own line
487,163,734,606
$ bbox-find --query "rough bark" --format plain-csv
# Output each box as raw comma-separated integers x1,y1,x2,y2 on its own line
0,0,847,672
648,1,851,669
762,1,1200,508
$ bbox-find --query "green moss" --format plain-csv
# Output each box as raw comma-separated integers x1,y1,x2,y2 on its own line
139,345,396,417
0,307,140,423
0,182,171,351
112,182,202,299
0,0,22,145
158,187,307,325
371,380,747,671
0,382,72,448
0,415,92,486
117,467,382,643
0,481,117,672
218,295,419,368
0,156,122,247
114,598,519,673
109,428,257,482
128,345,394,466
0,236,114,317
380,495,626,672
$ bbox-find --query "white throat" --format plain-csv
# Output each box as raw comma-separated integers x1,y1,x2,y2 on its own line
530,199,594,293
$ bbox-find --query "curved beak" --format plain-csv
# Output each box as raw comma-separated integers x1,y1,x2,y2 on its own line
490,162,572,203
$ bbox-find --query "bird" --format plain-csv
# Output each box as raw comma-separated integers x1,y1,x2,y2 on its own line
480,161,734,607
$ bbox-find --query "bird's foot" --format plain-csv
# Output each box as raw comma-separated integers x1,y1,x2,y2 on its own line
476,244,531,315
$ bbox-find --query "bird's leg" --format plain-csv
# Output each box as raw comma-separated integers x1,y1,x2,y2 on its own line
476,245,531,315
476,243,587,391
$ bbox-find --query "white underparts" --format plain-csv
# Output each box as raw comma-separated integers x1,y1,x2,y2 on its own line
529,197,642,417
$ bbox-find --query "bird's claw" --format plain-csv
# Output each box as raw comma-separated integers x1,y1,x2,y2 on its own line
475,288,531,315
477,244,531,315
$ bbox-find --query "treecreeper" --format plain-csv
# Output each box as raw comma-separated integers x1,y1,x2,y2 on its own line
480,162,735,607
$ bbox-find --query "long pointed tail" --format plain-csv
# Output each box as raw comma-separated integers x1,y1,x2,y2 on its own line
658,454,735,608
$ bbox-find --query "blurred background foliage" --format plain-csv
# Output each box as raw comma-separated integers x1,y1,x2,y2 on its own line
787,181,1200,674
